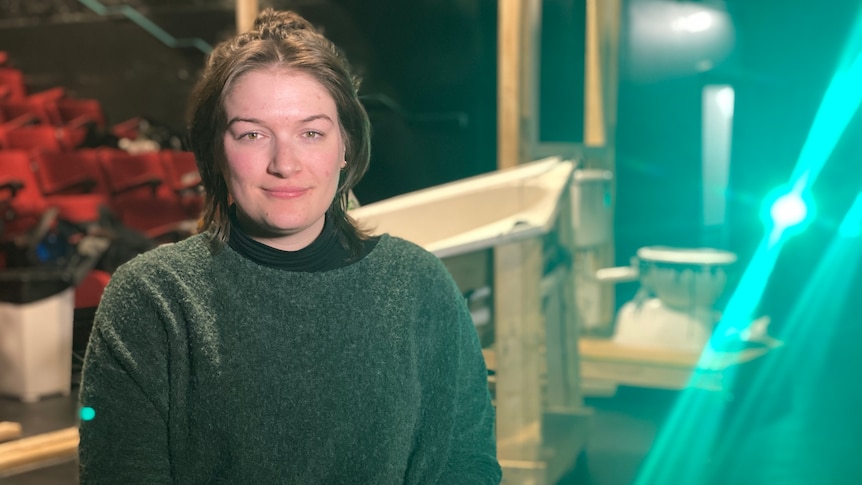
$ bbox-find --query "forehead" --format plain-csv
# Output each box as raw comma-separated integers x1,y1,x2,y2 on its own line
224,68,337,114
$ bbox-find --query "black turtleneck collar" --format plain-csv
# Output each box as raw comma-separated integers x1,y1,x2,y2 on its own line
227,205,376,272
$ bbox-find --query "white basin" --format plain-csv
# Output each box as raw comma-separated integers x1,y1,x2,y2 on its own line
349,157,575,258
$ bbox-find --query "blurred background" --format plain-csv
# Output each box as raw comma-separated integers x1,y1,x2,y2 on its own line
1,0,861,483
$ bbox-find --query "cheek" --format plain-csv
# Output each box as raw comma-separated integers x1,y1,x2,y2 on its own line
223,149,254,184
325,167,342,189
221,162,250,200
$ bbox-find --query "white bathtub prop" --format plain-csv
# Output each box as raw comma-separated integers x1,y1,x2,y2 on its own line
349,157,575,258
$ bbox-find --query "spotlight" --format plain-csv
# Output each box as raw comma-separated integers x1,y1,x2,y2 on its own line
760,184,816,237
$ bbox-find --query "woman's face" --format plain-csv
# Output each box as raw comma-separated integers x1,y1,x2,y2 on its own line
222,68,345,251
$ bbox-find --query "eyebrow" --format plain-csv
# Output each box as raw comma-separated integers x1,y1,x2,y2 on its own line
226,114,334,127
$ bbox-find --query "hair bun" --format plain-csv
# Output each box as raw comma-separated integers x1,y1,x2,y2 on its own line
254,8,316,39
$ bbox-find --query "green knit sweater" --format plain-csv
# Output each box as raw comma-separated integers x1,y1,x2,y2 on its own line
78,233,500,484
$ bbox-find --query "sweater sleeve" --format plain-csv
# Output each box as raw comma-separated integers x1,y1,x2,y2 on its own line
77,264,172,484
415,258,501,484
437,300,502,484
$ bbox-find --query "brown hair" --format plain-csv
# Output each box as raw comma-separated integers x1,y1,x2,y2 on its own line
186,8,372,256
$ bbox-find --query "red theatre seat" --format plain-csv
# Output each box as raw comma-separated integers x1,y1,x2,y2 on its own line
0,68,26,101
98,149,196,238
159,150,203,217
75,269,112,309
56,98,106,130
0,150,108,237
1,124,88,152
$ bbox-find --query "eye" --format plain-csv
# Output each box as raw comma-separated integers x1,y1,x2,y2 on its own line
303,130,324,139
239,132,262,141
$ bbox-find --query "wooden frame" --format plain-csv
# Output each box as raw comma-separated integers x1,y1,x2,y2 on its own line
0,427,78,478
493,0,627,481
482,185,591,484
0,422,22,443
579,337,783,396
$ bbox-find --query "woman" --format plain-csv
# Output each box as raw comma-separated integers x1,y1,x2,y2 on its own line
78,9,500,484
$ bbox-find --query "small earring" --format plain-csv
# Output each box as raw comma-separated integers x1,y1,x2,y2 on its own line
341,160,347,169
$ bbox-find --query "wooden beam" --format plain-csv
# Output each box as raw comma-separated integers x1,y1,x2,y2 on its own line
0,422,22,443
498,0,542,170
582,0,623,334
0,427,79,475
600,0,622,140
236,0,259,34
584,0,605,147
497,0,522,170
493,238,544,462
579,338,782,392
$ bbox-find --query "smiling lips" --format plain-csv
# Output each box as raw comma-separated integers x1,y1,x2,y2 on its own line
264,187,309,199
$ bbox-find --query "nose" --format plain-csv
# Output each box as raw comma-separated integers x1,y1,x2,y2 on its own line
267,139,301,177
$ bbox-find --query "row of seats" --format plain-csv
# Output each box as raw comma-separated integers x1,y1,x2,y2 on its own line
0,50,201,241
0,54,104,151
0,52,202,311
0,148,202,239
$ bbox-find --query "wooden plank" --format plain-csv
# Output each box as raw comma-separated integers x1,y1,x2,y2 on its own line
497,0,542,169
580,359,719,391
581,338,702,367
584,0,605,147
493,238,544,461
499,409,592,485
0,422,22,443
235,0,259,34
0,427,79,475
580,338,778,368
498,0,523,170
600,0,622,135
579,338,781,391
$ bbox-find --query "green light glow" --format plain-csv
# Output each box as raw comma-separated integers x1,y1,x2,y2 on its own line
633,3,862,482
633,234,787,485
791,8,862,184
80,406,96,421
838,193,862,238
711,191,862,481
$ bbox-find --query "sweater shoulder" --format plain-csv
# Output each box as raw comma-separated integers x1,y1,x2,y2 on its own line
111,233,212,282
374,235,450,274
369,236,464,305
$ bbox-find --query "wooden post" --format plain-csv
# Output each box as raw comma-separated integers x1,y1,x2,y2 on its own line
494,238,544,464
582,0,622,333
495,0,545,470
543,186,584,412
236,0,259,34
498,0,542,170
584,0,605,148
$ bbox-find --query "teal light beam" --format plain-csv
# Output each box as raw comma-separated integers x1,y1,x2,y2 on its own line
707,0,862,351
635,4,862,482
710,233,787,340
77,0,213,55
637,192,862,485
711,191,862,480
633,233,788,485
790,5,862,184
